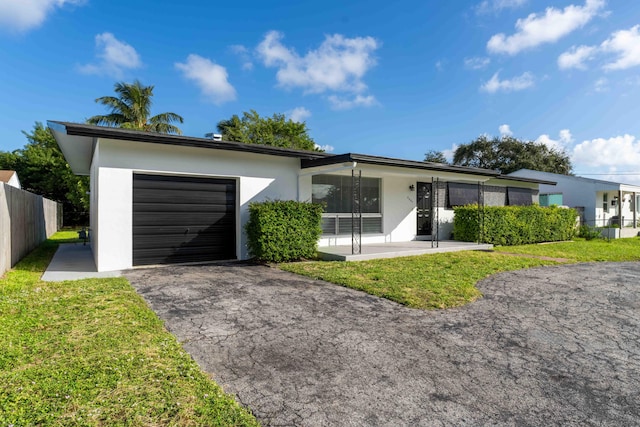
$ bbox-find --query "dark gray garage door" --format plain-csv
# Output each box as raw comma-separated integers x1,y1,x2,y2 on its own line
133,174,236,266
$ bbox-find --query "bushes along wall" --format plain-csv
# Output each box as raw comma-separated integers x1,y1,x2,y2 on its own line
453,205,577,245
245,200,323,262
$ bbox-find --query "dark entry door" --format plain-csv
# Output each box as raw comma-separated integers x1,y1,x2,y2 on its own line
417,182,432,236
132,174,236,266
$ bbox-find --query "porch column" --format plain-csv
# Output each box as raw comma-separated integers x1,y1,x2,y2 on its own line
351,169,362,255
619,190,623,227
634,192,637,228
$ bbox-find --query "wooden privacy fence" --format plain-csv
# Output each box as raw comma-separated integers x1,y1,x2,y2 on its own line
0,183,61,276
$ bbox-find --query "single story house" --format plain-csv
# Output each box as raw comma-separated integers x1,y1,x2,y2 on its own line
49,121,554,271
509,169,640,235
0,170,21,189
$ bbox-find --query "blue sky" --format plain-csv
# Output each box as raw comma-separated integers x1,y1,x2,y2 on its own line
1,0,640,182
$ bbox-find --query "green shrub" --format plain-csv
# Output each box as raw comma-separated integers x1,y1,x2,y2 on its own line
453,205,577,245
245,200,323,262
577,224,602,240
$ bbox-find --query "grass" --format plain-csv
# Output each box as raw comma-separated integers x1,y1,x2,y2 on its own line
280,251,558,309
0,231,259,426
280,237,640,310
493,237,640,262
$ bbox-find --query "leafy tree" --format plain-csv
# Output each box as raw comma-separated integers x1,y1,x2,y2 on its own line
424,150,448,163
87,80,184,134
452,135,572,175
216,110,318,151
0,122,90,225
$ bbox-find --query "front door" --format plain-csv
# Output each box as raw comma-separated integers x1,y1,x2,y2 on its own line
417,182,432,236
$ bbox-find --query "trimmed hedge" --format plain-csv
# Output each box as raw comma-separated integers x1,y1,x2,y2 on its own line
453,205,577,245
245,200,323,262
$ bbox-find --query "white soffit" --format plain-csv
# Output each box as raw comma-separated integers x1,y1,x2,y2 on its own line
48,122,94,175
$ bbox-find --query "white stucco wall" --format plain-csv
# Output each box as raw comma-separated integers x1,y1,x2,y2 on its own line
91,138,300,271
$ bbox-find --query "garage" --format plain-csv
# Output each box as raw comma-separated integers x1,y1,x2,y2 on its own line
132,173,236,266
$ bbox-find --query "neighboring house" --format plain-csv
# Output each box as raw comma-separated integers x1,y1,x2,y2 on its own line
509,169,640,234
49,121,553,272
0,170,21,189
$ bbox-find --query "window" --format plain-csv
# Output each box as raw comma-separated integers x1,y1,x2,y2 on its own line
507,187,533,206
312,174,382,235
447,183,479,208
603,193,609,213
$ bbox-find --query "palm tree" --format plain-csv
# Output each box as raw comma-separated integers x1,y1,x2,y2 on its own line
87,80,184,135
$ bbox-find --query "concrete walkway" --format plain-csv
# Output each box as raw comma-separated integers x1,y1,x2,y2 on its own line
41,243,121,281
318,240,493,261
126,262,640,426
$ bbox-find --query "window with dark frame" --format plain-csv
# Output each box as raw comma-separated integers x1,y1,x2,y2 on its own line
603,193,609,213
447,182,479,208
312,174,382,235
507,187,533,206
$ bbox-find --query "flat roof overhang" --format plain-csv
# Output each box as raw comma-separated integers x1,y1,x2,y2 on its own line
301,153,501,177
47,121,330,175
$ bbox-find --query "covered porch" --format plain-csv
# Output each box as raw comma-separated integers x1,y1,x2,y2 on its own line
318,240,493,261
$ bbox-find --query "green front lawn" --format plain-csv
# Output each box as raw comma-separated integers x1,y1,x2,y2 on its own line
493,237,640,262
280,251,558,309
0,232,258,426
280,238,640,310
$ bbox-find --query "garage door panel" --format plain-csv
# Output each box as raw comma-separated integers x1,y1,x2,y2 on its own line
133,176,235,191
133,174,236,266
133,246,235,265
133,189,234,205
133,224,231,235
133,212,234,227
133,232,235,250
133,202,233,213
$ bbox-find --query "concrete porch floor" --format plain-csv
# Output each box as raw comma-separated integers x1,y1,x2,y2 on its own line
318,240,493,261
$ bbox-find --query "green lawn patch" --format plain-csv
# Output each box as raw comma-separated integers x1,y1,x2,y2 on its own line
280,251,558,309
493,237,640,262
282,238,640,310
0,232,258,426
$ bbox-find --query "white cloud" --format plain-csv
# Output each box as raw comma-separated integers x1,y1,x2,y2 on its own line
230,44,253,70
175,54,236,105
0,0,84,32
601,25,640,71
442,144,459,163
476,0,528,14
256,30,379,95
315,144,335,152
487,0,605,55
558,45,597,70
573,134,640,168
78,33,142,78
536,129,574,151
499,124,513,137
287,107,311,123
464,57,491,70
327,94,378,110
480,71,534,93
594,77,608,92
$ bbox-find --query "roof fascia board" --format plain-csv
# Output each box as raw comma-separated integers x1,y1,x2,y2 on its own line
54,121,328,160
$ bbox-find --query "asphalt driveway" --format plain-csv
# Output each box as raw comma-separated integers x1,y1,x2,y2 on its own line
125,262,640,426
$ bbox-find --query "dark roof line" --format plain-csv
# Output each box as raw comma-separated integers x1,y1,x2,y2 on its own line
48,122,555,185
301,153,501,176
49,121,331,160
494,175,557,186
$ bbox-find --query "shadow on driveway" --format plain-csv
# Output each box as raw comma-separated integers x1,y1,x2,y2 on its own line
125,262,640,426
